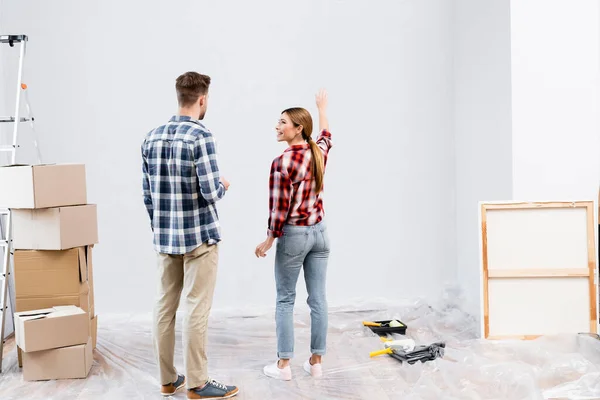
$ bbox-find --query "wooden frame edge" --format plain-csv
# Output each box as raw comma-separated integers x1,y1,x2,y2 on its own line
586,203,598,333
481,203,489,339
482,201,592,210
487,335,542,341
481,200,598,339
488,269,590,278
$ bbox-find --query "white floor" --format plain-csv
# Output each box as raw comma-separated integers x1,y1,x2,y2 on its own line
0,290,599,399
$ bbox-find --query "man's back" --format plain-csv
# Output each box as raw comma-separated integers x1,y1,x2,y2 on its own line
146,71,238,399
142,115,226,255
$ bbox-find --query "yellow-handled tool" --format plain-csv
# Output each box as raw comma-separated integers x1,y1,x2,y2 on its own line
370,338,416,357
370,348,394,357
362,320,404,328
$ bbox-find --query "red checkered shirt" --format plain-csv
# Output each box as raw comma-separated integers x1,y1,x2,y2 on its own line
267,129,333,238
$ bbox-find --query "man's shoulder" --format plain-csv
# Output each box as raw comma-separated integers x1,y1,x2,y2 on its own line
173,120,214,143
144,122,169,140
144,118,213,143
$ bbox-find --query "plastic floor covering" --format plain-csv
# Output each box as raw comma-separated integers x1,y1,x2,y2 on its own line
0,287,599,400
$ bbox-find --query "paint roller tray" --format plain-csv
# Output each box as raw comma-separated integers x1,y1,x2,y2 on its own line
367,320,407,336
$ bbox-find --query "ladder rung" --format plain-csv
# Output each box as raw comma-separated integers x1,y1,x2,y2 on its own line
0,116,32,123
0,35,28,44
0,146,16,152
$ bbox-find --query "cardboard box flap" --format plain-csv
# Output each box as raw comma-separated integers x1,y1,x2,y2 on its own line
78,247,87,281
53,305,82,312
16,305,85,322
16,310,53,321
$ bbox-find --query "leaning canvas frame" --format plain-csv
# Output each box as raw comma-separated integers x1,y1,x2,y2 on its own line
479,201,598,340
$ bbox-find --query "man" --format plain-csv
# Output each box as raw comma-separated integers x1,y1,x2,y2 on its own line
142,71,239,399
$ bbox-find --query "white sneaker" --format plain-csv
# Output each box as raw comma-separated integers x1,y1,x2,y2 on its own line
263,361,292,381
303,359,323,378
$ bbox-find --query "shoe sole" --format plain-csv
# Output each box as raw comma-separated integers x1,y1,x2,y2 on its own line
187,387,240,399
162,377,186,396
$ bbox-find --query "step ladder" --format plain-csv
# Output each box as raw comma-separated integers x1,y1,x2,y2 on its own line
0,34,38,373
0,209,13,373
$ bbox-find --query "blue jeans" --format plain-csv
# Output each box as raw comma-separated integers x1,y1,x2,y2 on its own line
275,221,330,359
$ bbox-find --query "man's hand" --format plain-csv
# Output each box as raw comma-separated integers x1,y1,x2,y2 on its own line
255,236,275,258
221,177,230,191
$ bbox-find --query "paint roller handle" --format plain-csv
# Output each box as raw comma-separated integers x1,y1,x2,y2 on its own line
362,321,381,327
369,348,393,358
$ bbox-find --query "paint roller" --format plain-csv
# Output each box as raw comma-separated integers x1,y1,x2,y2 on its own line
369,338,416,357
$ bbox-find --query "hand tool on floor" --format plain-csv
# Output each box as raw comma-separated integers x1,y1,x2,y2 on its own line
362,320,403,328
391,342,446,365
369,338,416,357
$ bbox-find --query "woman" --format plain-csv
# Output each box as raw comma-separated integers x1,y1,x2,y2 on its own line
255,89,333,380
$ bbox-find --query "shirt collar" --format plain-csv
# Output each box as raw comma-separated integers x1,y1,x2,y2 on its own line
169,115,206,129
284,143,310,152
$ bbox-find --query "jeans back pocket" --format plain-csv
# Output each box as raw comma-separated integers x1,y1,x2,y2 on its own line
281,232,309,257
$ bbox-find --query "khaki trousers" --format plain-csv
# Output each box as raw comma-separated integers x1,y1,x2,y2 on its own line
153,242,218,389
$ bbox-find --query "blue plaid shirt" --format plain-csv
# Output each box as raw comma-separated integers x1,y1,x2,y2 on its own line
141,115,226,254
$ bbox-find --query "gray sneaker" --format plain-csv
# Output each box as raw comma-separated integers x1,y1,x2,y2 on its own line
187,379,239,399
161,374,186,396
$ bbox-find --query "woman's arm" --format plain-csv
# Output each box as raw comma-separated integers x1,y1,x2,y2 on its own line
316,88,328,132
315,89,332,152
255,158,292,257
266,160,292,238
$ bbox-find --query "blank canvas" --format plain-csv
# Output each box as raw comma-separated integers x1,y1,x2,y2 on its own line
480,202,597,339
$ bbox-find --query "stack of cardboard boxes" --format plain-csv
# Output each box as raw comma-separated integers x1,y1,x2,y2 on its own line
0,163,98,381
14,306,93,381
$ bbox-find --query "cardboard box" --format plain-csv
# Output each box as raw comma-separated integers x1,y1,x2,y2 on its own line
86,246,95,317
12,205,98,250
14,246,92,369
91,315,98,349
15,306,89,352
0,163,86,209
22,337,93,381
15,285,89,368
16,282,89,314
14,247,90,313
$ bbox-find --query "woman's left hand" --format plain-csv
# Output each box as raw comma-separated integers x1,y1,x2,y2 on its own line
255,237,275,258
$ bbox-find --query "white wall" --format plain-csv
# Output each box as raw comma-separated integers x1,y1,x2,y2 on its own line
0,0,457,314
453,0,513,316
454,0,600,319
510,0,600,204
510,1,600,325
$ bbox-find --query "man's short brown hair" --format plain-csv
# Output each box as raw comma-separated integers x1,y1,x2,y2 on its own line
175,72,211,107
